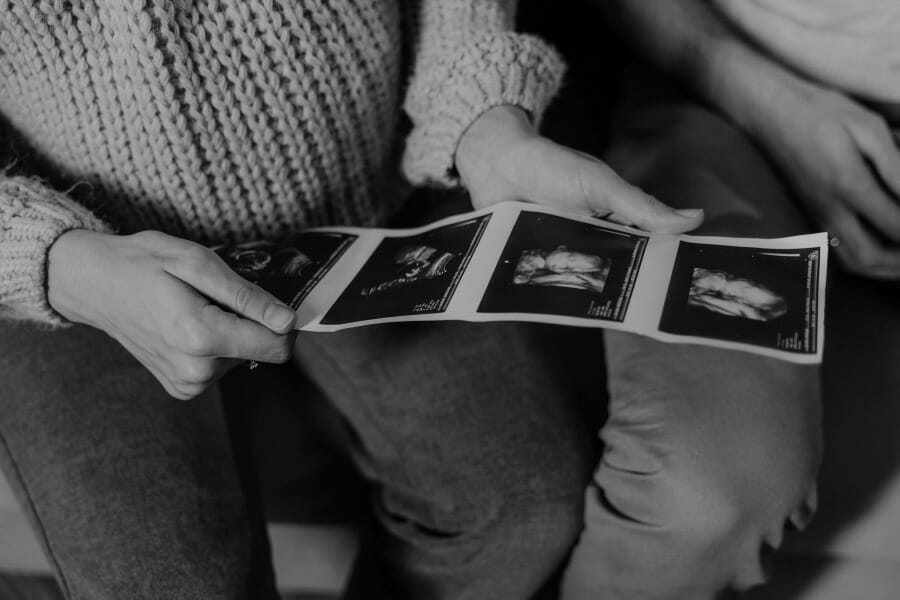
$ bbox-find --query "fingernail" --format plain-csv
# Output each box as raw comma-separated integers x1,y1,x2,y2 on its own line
264,303,296,331
675,208,704,219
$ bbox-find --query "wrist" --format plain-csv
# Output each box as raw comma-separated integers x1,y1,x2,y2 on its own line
699,38,816,144
455,105,536,183
47,228,108,324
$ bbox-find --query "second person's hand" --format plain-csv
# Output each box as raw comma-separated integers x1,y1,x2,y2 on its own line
744,79,900,278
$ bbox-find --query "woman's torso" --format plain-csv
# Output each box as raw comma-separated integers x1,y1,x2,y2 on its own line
0,0,405,243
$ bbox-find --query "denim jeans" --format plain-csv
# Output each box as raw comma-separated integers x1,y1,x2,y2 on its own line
0,252,596,600
0,322,279,599
559,67,822,599
0,77,822,600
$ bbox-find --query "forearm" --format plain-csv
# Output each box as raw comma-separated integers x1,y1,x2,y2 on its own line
599,0,730,93
599,0,823,147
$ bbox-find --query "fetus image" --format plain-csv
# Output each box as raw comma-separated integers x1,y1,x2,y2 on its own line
513,246,611,293
688,268,788,321
218,242,313,284
361,245,456,296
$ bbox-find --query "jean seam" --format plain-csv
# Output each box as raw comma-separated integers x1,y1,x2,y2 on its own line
0,428,74,600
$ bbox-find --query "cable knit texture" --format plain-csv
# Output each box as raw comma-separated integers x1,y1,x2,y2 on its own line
403,0,566,184
0,0,565,325
0,176,112,324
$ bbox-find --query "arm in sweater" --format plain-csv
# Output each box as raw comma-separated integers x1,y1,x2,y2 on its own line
0,173,110,325
400,0,566,186
399,0,704,233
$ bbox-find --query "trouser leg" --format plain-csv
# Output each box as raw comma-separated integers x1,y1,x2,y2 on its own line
0,322,278,600
561,70,822,599
291,192,595,600
294,319,594,600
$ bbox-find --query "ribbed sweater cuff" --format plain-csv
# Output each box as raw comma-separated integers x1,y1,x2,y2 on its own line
0,177,111,326
403,32,567,186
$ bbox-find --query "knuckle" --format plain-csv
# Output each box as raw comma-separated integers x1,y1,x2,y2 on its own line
181,319,215,355
161,314,191,349
170,390,194,402
180,244,215,272
155,376,183,400
172,383,203,401
178,358,215,385
232,282,258,315
159,376,199,401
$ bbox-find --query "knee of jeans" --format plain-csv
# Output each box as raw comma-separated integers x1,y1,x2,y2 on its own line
592,431,820,592
379,447,589,562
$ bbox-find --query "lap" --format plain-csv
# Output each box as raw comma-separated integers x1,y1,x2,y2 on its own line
0,321,264,599
0,322,236,500
293,319,597,599
560,66,823,599
292,191,598,492
293,320,595,503
603,64,821,510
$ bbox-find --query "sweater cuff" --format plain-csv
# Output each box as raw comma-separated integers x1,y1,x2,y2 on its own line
0,177,111,326
403,32,567,186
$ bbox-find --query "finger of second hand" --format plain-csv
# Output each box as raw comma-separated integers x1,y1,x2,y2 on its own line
832,212,900,275
844,162,900,243
851,120,900,200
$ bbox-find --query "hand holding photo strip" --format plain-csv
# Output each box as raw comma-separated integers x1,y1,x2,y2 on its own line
213,231,358,310
213,202,829,364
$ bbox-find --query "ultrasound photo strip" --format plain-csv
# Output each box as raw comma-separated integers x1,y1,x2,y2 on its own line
216,202,829,364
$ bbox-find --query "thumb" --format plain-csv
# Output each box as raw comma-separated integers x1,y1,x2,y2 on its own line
166,248,297,333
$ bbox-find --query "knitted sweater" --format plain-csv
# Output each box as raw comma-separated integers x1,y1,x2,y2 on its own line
0,0,565,325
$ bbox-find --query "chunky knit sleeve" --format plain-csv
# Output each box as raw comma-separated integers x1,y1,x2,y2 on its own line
401,0,567,186
0,176,111,325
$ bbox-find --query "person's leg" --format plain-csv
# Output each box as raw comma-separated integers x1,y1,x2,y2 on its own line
292,193,596,600
560,68,822,599
0,322,278,600
294,321,594,600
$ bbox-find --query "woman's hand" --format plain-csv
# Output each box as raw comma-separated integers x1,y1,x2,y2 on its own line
744,80,900,278
455,105,703,233
48,229,297,400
